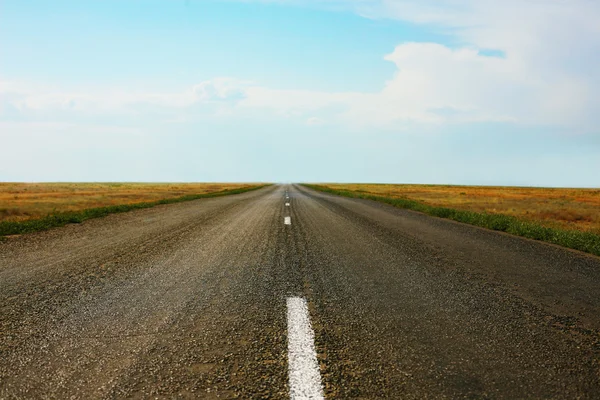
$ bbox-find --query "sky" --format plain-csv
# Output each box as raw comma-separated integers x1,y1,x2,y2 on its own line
1,0,599,186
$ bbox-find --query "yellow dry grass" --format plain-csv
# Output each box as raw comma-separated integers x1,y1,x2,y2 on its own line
0,182,257,222
321,183,600,234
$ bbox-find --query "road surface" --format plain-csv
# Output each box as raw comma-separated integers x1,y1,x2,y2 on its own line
1,184,599,398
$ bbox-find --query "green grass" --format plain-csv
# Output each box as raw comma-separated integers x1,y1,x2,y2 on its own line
305,184,600,257
0,185,268,238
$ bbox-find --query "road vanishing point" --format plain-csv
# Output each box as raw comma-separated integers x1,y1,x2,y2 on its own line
1,184,599,398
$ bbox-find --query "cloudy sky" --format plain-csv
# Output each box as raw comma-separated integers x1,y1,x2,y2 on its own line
1,0,599,186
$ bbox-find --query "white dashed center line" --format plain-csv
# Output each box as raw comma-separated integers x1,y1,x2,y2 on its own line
284,216,292,225
285,203,290,207
286,297,324,400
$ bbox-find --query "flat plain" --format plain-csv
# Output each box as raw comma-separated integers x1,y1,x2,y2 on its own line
1,184,599,398
317,183,600,234
0,182,257,223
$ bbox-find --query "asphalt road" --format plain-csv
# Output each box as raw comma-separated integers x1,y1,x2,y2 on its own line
1,184,599,399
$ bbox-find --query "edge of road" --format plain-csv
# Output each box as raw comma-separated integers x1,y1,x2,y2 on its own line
302,183,600,258
0,184,271,239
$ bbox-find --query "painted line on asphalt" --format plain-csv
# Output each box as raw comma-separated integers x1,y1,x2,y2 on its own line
284,216,292,225
285,203,290,207
286,297,324,400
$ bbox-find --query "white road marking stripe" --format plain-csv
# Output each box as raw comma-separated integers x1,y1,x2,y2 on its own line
285,203,290,207
286,297,324,400
284,216,292,225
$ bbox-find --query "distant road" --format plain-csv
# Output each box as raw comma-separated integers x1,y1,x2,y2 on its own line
1,184,599,398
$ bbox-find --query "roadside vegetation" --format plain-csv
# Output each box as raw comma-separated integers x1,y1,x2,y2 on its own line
0,183,266,237
305,184,600,257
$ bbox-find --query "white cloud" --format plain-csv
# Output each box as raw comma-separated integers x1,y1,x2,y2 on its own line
234,40,592,128
224,0,600,129
0,78,250,116
2,1,599,131
192,78,251,102
306,117,324,126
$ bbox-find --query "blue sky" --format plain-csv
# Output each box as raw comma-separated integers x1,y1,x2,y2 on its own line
1,0,599,186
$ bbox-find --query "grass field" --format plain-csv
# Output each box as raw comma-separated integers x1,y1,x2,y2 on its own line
0,182,259,223
317,184,600,234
